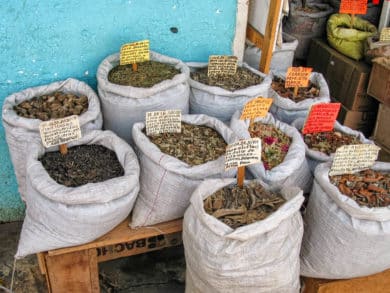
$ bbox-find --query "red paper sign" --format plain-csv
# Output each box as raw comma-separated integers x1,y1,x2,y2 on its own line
339,0,367,15
285,67,312,88
302,103,341,134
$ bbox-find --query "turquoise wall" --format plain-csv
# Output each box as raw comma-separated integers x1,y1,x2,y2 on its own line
0,0,237,222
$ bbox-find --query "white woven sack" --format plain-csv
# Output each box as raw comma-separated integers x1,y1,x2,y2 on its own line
183,178,304,293
230,111,312,193
15,130,140,258
301,162,390,279
97,51,190,145
187,62,272,124
269,72,330,124
292,118,373,174
131,114,238,228
2,78,103,200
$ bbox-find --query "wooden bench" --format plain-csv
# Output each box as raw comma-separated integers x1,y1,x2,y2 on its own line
37,218,183,293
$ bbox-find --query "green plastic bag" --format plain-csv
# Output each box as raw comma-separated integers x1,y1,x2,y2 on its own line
327,14,377,60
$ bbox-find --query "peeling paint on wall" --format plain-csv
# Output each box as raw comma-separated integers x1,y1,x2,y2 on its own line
0,0,237,222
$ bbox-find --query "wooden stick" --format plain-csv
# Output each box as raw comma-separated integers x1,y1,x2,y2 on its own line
132,63,138,71
293,86,299,97
237,166,245,188
249,118,255,128
351,14,355,28
59,144,68,155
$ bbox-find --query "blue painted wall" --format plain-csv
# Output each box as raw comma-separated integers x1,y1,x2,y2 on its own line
0,0,237,222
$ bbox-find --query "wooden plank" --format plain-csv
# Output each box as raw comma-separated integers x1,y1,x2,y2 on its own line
96,231,182,262
88,249,100,293
45,250,97,293
37,252,47,275
246,24,264,49
47,218,183,257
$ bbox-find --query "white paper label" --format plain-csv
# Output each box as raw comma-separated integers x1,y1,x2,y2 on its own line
146,110,181,136
225,138,262,170
39,115,81,148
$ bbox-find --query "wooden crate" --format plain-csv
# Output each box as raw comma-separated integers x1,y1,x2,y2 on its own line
37,218,183,293
302,269,390,293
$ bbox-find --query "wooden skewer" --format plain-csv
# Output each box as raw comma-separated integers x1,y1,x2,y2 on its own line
237,166,245,188
59,144,68,155
132,63,138,71
293,86,299,97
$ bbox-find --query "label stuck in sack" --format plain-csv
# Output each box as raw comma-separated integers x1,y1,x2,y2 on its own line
208,55,238,77
225,138,261,170
145,110,181,136
120,40,150,65
39,115,81,148
302,103,341,134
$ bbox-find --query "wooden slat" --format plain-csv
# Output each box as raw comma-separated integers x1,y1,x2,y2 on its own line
246,24,264,49
47,218,183,256
37,252,47,275
88,249,100,293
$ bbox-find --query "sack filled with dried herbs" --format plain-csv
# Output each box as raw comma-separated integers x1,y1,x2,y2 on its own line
292,118,373,173
187,62,272,124
131,114,238,228
183,178,304,293
15,130,140,257
269,72,330,124
230,111,312,193
2,78,103,200
97,51,190,145
301,162,390,279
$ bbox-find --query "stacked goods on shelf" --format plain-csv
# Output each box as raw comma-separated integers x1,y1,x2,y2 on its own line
2,78,102,199
284,1,333,59
230,111,312,193
183,178,304,292
301,162,390,279
307,39,378,137
269,72,330,124
364,36,390,64
292,118,373,173
130,114,238,228
97,51,190,145
187,62,271,124
16,130,140,257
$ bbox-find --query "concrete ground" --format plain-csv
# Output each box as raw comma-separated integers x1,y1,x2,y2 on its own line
0,221,186,293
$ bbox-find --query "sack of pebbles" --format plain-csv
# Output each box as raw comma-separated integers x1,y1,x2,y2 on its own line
2,78,103,200
97,51,190,145
15,130,140,257
230,111,312,193
292,118,373,173
187,62,272,124
183,178,304,292
131,114,238,228
300,162,390,279
269,72,330,124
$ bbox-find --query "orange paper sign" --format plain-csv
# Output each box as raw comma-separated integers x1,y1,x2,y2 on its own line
339,0,367,15
285,67,313,88
240,97,273,120
302,103,341,134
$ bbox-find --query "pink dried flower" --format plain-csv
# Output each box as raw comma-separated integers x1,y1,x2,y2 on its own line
264,136,276,145
281,144,290,152
263,162,270,170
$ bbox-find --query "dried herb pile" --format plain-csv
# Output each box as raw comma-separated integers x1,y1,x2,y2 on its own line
13,91,88,121
272,76,320,102
108,61,180,87
249,122,291,170
146,122,227,166
39,145,124,187
330,169,390,208
303,130,361,155
190,67,264,91
204,182,286,229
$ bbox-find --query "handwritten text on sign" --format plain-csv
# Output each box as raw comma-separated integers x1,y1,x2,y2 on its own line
225,138,262,170
380,28,390,42
120,40,150,65
302,103,341,134
285,67,312,88
39,115,81,148
208,55,238,77
339,0,367,15
146,110,181,136
240,97,273,120
329,144,380,176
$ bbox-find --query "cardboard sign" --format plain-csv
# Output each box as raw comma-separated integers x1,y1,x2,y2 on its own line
285,67,312,88
225,138,262,170
380,27,390,42
120,40,150,65
302,103,341,134
339,0,367,15
329,144,380,176
39,115,81,148
146,110,181,136
208,55,238,77
240,97,273,120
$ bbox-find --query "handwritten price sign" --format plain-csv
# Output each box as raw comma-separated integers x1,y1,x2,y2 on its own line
145,110,181,136
39,115,81,148
240,97,273,120
120,40,150,65
285,67,312,88
208,55,238,77
339,0,367,15
224,138,262,170
302,103,341,134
